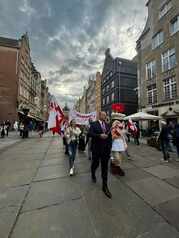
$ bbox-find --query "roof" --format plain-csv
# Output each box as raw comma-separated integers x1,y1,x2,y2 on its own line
0,36,19,49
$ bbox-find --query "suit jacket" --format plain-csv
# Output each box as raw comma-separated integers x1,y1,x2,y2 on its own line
89,121,112,156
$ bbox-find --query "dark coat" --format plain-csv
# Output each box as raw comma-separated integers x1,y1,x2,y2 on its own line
159,125,169,143
89,121,112,156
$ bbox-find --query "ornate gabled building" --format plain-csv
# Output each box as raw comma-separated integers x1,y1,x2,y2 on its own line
137,0,179,123
101,49,138,116
0,33,49,123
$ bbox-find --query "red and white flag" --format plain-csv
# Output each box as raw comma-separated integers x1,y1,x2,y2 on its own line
127,119,137,132
48,100,64,134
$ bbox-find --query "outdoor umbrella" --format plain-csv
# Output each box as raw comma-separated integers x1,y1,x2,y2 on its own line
124,112,161,121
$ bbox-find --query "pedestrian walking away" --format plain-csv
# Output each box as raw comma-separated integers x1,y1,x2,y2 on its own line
174,123,179,161
65,119,81,176
89,111,112,199
38,122,44,138
158,120,170,162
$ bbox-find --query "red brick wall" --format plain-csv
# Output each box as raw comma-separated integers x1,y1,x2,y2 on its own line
0,47,18,124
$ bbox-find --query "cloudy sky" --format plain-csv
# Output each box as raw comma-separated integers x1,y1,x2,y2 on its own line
0,0,147,107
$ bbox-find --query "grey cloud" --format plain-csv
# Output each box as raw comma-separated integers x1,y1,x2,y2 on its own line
0,0,147,107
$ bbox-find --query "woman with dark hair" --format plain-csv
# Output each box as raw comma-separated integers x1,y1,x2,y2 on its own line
65,119,81,176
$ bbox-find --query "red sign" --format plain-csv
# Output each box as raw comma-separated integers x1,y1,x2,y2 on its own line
112,103,125,113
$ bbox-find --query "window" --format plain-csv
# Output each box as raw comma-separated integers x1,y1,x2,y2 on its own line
164,77,177,100
159,1,172,19
107,95,110,104
111,92,115,102
161,48,176,72
146,60,156,80
111,80,114,88
170,16,179,35
147,85,157,104
102,87,105,95
152,32,164,49
102,98,105,105
106,84,110,92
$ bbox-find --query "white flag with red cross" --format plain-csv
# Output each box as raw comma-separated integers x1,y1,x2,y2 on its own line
48,100,64,134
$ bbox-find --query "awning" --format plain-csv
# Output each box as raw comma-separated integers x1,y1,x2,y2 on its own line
124,112,161,121
161,110,179,118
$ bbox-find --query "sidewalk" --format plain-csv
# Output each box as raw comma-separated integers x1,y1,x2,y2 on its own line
0,136,179,237
0,131,21,152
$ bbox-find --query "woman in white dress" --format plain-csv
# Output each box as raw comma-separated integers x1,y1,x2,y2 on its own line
111,119,127,176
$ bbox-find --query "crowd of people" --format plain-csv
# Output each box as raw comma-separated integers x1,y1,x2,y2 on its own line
0,120,11,138
61,111,140,199
0,119,47,139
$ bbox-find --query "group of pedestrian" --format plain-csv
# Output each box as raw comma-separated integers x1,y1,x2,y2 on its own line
63,111,131,199
0,120,11,138
159,120,179,162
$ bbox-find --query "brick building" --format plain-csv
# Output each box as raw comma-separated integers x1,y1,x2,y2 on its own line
0,33,48,124
137,0,179,123
0,37,19,122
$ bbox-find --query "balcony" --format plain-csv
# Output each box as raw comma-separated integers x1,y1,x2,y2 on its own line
146,78,156,86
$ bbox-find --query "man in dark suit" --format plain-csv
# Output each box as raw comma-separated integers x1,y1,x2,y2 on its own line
89,111,112,198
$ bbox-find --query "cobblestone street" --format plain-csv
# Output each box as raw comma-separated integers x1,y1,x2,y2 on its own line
0,134,179,238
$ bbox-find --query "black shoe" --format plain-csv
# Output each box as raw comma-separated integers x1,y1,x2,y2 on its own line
102,186,112,199
91,175,96,183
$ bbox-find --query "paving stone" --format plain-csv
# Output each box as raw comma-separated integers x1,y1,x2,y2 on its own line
22,178,82,212
165,176,179,189
144,165,179,179
82,179,178,238
0,208,19,238
34,165,67,181
131,158,161,168
128,177,179,206
155,197,179,231
41,158,67,167
0,159,41,173
119,168,152,183
0,169,36,188
121,161,135,169
12,199,96,238
135,222,179,238
0,186,28,210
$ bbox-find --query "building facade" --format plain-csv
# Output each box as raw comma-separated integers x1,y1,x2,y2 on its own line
101,49,138,116
86,76,96,113
0,33,48,123
0,37,19,122
137,0,179,123
95,72,102,114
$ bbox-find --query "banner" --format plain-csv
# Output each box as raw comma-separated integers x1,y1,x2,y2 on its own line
69,110,96,125
48,99,64,134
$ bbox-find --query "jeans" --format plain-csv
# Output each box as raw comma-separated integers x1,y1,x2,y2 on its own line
68,141,77,169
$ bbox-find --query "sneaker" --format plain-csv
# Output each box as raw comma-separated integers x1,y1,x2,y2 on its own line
69,168,74,176
161,159,169,163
